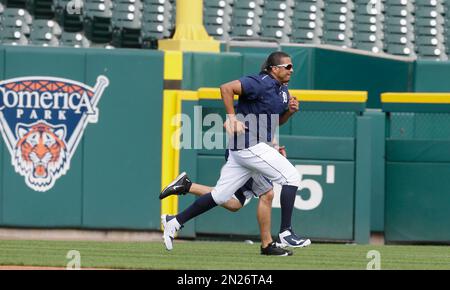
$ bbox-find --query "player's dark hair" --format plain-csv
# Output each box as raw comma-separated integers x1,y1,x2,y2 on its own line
261,51,291,73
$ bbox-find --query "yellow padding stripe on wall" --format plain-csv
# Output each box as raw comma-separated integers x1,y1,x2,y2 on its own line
198,88,366,102
161,90,179,217
198,88,238,100
382,93,450,104
290,90,367,103
164,51,183,80
160,90,197,217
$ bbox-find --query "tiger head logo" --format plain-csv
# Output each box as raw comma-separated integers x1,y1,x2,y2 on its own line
0,75,108,192
13,122,69,192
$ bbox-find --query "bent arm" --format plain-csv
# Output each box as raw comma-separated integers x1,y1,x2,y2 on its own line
220,80,242,119
279,95,299,125
279,110,294,125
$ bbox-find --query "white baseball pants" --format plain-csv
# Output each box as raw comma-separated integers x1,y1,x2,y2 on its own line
211,142,300,205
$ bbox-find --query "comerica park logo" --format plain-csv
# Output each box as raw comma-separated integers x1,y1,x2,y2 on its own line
0,76,109,192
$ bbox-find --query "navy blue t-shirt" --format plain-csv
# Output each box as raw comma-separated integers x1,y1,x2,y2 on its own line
229,72,290,150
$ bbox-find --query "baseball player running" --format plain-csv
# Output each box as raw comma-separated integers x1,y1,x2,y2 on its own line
160,140,297,255
161,51,310,251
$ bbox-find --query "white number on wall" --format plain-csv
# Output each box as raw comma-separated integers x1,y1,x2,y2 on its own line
272,165,335,211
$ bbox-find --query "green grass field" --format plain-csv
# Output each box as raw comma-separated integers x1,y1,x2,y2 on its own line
0,239,449,270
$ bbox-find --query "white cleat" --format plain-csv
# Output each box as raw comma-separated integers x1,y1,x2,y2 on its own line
161,214,181,251
276,228,312,248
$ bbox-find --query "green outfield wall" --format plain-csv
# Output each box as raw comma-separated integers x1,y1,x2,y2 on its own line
414,60,450,92
383,94,450,243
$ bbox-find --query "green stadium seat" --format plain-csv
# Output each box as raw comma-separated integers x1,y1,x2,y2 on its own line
353,31,380,43
229,25,257,37
205,24,227,37
262,9,292,20
415,17,443,27
29,26,54,39
1,13,31,34
0,27,29,45
30,38,59,46
324,3,353,15
294,10,321,22
262,18,291,28
204,15,224,25
204,0,227,8
353,23,380,33
325,21,350,32
112,10,142,20
228,9,249,18
384,23,414,35
385,0,414,8
260,26,289,42
415,0,440,6
384,33,412,44
292,19,320,30
264,0,291,12
384,15,413,27
111,18,141,29
141,17,170,39
416,25,444,36
3,7,32,24
290,28,321,44
143,0,167,4
60,31,90,47
294,1,323,13
385,43,415,56
0,27,24,38
231,16,259,28
233,0,263,10
416,44,445,57
354,2,384,16
142,11,169,24
323,11,349,23
415,6,444,18
29,24,60,46
353,41,383,53
385,6,413,18
204,6,231,17
323,33,352,48
234,7,262,18
419,31,444,41
354,14,381,25
141,20,165,32
84,1,113,18
33,19,62,35
114,2,144,13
